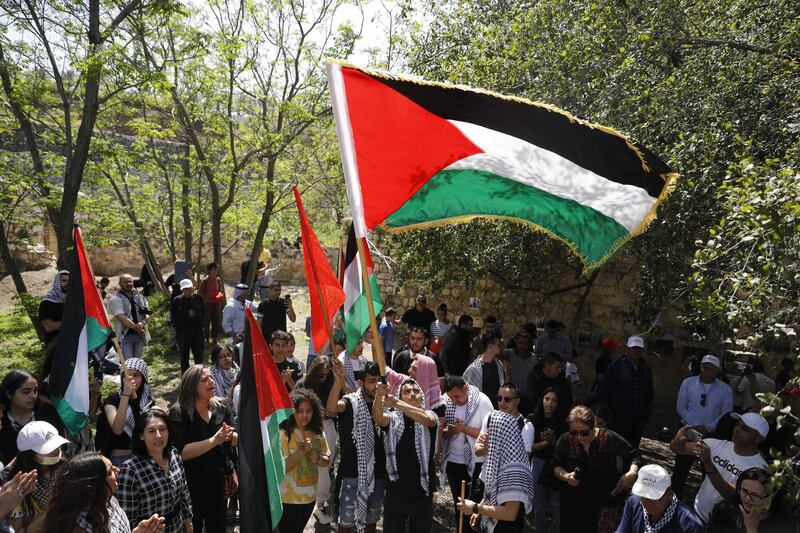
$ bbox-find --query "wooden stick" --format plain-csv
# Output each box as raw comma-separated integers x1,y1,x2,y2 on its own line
355,236,387,375
459,479,466,533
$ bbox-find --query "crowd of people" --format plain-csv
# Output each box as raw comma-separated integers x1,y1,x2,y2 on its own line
0,269,796,533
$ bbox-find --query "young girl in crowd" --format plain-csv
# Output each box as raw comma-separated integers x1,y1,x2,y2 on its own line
170,365,237,533
209,343,240,398
0,370,64,464
296,356,336,524
7,421,69,533
97,358,155,467
528,387,568,533
278,388,329,533
44,451,164,533
117,409,193,533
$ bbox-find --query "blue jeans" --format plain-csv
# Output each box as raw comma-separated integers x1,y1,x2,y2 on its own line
120,334,146,359
338,477,384,527
532,456,560,532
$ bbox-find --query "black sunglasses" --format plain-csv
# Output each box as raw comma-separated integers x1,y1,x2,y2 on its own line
496,395,518,403
700,393,707,407
569,428,592,437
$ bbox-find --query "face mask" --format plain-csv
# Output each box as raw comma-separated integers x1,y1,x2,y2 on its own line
36,450,62,465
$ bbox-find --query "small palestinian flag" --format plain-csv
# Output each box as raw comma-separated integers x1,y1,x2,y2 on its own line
342,225,382,352
50,226,112,435
238,308,294,530
326,61,677,271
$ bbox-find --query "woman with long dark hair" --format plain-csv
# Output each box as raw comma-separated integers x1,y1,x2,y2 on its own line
169,365,236,533
0,370,64,464
43,451,164,533
117,409,192,533
278,388,329,533
296,355,337,523
527,387,568,533
96,359,155,467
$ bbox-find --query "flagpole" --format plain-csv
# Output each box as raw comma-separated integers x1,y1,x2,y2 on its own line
355,237,386,375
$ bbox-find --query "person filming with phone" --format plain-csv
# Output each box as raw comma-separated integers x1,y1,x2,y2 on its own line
257,281,296,341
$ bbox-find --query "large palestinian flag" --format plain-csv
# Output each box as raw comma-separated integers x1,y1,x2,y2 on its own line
342,225,382,353
50,226,112,435
326,61,677,271
238,308,294,530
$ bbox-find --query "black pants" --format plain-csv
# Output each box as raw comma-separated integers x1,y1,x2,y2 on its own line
279,502,315,533
446,461,484,532
189,476,226,533
672,453,696,500
611,417,647,448
177,331,205,373
383,489,433,533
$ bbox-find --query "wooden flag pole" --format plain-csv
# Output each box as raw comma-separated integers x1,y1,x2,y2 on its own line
355,237,386,375
459,480,466,533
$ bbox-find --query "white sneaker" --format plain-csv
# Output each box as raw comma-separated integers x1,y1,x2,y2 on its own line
314,505,332,525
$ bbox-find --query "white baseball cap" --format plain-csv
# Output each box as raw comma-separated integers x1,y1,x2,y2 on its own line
731,412,769,438
179,279,193,290
631,464,671,500
17,421,70,455
701,354,721,368
627,336,645,349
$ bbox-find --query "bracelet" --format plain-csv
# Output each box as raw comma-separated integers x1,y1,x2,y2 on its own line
122,394,130,397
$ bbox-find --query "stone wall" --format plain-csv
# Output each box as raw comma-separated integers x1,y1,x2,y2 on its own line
368,234,718,418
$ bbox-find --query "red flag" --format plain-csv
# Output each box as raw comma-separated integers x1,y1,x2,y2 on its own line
294,186,345,350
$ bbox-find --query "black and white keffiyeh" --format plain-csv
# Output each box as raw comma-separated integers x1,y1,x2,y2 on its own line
344,391,376,532
479,411,534,533
462,357,505,391
42,270,70,303
440,383,482,488
341,353,367,391
642,494,678,533
121,358,155,437
210,362,239,397
383,379,435,496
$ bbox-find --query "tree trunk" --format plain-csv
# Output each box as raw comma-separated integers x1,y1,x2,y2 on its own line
0,223,45,339
56,0,101,267
571,270,600,343
181,144,193,265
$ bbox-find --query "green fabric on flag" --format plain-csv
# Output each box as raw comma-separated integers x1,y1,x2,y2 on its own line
86,316,113,352
264,408,293,528
385,169,629,265
344,274,382,353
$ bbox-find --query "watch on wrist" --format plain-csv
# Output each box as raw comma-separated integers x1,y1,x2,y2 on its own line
472,503,479,515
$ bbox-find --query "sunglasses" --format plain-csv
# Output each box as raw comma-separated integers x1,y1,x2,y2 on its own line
496,395,518,403
700,393,707,407
569,428,592,437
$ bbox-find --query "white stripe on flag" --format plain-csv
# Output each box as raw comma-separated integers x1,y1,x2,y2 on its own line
446,120,657,231
342,260,363,310
64,324,90,418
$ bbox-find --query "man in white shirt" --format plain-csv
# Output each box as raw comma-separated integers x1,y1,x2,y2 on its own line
440,375,494,533
670,412,768,522
476,382,534,459
672,354,733,498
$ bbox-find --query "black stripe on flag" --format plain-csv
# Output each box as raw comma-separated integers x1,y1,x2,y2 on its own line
49,249,85,398
371,73,669,198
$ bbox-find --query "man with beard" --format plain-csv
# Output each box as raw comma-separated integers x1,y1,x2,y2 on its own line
327,359,386,533
392,327,445,380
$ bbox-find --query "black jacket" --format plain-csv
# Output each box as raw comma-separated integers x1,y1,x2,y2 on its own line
170,294,205,333
440,326,472,376
528,366,573,421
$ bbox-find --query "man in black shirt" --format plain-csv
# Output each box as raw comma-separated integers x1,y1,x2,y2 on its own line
327,359,385,533
372,379,437,533
440,314,474,376
170,279,205,372
463,331,506,409
257,281,296,342
38,270,70,347
270,330,302,391
401,294,436,331
392,327,445,379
